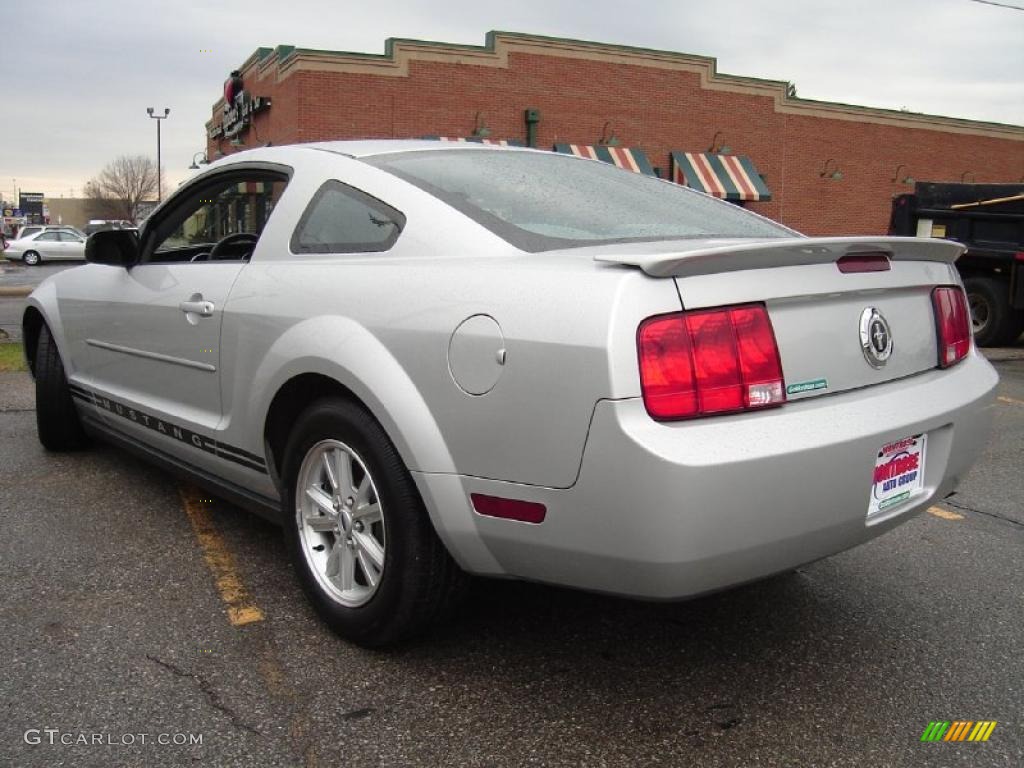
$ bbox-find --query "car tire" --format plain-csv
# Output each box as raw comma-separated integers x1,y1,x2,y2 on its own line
35,324,89,451
282,398,466,647
963,276,1021,347
23,250,41,266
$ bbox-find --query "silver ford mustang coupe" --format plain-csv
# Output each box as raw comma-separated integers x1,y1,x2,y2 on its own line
23,141,997,646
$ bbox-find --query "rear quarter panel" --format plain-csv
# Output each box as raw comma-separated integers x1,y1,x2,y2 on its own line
216,152,682,491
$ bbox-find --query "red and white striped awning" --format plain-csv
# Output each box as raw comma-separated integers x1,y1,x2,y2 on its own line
670,151,771,201
554,144,656,175
422,136,524,147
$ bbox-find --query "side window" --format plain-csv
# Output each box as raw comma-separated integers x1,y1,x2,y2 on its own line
58,231,83,242
36,232,60,242
21,227,41,239
291,181,404,254
145,171,289,264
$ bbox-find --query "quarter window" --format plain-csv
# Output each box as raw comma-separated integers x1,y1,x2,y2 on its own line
291,181,404,254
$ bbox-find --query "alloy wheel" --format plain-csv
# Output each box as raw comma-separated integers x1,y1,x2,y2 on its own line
295,439,386,607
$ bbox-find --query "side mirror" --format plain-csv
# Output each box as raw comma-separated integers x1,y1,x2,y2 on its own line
85,229,140,267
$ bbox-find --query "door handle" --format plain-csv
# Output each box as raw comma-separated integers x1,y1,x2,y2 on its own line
179,299,215,317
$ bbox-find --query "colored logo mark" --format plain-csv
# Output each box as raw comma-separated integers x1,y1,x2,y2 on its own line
920,721,997,742
785,378,827,395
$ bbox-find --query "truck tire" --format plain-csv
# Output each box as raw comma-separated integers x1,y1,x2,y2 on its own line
963,276,1023,347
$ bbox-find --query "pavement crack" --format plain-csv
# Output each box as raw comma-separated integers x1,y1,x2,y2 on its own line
943,499,1024,529
145,654,262,736
341,707,375,721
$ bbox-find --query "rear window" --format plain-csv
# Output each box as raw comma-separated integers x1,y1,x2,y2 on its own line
367,149,790,252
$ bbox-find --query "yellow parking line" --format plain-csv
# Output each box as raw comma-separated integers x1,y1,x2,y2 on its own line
997,395,1024,406
927,506,964,521
179,487,265,626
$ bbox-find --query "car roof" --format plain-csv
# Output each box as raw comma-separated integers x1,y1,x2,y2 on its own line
193,139,554,188
298,139,536,158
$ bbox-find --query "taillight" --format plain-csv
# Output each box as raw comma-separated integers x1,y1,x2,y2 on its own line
932,286,971,368
638,303,785,421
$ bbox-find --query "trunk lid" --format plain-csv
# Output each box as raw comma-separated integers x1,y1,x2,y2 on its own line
594,236,965,400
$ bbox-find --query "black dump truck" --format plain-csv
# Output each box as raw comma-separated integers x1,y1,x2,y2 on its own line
890,182,1024,346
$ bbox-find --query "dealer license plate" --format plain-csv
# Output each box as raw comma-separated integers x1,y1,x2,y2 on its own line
868,434,927,517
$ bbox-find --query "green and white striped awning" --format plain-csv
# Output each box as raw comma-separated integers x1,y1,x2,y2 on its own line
670,151,771,201
421,136,525,147
553,144,655,176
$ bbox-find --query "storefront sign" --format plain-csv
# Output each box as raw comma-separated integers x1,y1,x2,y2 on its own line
209,70,271,140
19,193,44,223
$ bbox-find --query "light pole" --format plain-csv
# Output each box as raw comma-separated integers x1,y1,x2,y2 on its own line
188,152,209,170
146,107,170,201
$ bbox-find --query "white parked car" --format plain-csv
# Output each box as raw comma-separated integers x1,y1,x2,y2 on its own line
5,228,87,265
11,224,86,241
23,141,998,646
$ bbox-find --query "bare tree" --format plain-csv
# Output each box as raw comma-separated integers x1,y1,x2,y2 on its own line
84,155,162,223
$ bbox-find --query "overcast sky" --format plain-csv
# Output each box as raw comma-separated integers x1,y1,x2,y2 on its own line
3,0,1022,202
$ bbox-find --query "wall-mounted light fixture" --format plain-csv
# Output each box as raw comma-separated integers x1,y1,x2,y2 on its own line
709,130,731,154
891,164,914,185
188,152,209,170
820,158,843,181
471,111,491,138
597,121,619,146
960,170,975,182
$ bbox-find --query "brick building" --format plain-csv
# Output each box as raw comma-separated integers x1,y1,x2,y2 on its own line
206,31,1024,236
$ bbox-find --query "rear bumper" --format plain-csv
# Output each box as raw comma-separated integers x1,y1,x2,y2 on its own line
448,350,998,598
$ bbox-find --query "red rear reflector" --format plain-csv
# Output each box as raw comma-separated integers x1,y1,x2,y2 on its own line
1015,251,1024,263
638,304,785,421
931,286,971,368
470,493,546,524
837,253,891,273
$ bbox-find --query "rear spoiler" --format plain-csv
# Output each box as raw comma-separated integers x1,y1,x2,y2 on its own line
593,236,966,278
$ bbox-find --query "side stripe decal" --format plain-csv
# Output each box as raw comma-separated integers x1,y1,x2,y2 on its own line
68,384,267,474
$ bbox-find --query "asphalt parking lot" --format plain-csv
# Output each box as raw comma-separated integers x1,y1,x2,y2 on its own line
0,348,1021,767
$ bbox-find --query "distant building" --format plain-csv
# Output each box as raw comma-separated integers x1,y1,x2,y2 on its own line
45,198,91,229
205,30,1024,236
44,197,158,229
